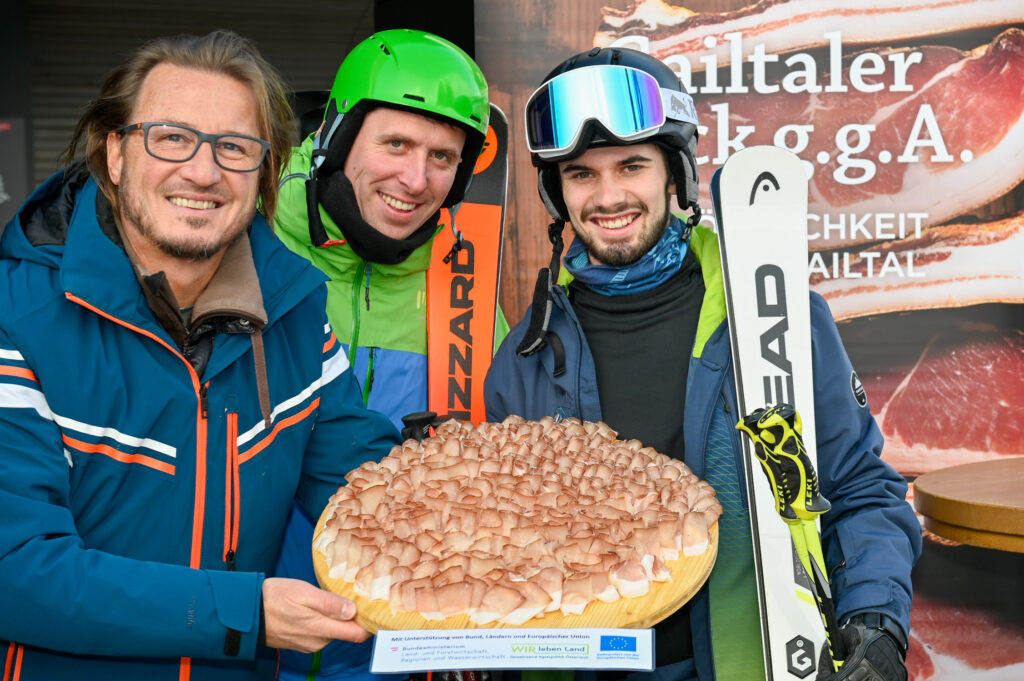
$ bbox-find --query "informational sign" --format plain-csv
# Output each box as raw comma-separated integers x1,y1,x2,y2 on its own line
371,628,654,673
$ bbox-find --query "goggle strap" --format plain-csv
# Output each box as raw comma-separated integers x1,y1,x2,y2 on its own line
660,88,699,127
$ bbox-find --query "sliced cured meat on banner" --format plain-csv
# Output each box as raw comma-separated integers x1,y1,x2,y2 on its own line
857,319,1024,475
811,211,1024,320
907,595,1024,680
595,0,1024,67
688,29,1024,248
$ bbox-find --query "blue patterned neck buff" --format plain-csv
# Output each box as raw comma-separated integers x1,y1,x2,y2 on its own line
563,216,690,296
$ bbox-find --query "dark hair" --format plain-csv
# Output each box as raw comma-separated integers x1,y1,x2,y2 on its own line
65,30,294,220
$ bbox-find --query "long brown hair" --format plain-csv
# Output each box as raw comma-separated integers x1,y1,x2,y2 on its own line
65,30,293,221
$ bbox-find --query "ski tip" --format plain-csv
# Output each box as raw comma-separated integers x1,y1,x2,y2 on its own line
710,167,723,228
487,102,508,124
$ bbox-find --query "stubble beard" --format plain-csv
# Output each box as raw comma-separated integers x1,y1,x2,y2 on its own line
117,173,250,263
572,196,672,267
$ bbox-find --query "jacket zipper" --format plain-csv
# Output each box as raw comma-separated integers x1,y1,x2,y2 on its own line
720,385,753,512
223,410,240,571
347,263,376,405
562,291,589,420
64,294,223,681
346,263,367,366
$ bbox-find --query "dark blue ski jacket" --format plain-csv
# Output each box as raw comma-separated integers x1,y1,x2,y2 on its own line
0,169,401,681
484,225,921,681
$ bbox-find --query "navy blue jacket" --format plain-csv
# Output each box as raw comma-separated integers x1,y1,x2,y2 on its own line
0,170,401,680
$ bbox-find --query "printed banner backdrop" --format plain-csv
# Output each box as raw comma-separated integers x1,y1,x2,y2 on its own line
0,119,29,230
476,1,1024,679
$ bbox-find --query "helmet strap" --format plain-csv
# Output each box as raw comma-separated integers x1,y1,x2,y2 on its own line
537,166,568,221
306,99,352,248
441,202,465,264
312,99,345,174
664,147,701,239
315,167,439,264
516,219,566,357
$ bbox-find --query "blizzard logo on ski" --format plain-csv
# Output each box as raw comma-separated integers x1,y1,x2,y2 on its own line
786,635,815,678
755,263,794,406
447,239,475,420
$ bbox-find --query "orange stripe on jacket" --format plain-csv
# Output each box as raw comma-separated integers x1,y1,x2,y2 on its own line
238,398,320,464
4,643,23,681
4,642,15,681
323,332,338,354
62,435,175,475
64,293,207,585
0,366,38,383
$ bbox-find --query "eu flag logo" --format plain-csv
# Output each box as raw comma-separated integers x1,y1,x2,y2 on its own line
600,636,637,652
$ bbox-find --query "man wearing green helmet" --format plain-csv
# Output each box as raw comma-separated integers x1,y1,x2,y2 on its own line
271,29,508,681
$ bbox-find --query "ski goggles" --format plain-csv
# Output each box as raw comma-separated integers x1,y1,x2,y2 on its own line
525,64,699,159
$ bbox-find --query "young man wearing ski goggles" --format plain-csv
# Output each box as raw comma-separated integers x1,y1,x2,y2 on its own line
524,63,699,161
485,47,919,681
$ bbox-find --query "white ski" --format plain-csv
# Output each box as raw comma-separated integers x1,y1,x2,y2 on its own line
713,145,823,680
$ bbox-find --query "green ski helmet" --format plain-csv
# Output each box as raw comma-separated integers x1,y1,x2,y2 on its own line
313,29,490,209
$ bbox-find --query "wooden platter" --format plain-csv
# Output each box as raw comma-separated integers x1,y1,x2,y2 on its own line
914,457,1024,553
313,504,718,633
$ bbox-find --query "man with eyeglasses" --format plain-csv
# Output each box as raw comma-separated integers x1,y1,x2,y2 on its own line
0,30,400,681
484,47,920,681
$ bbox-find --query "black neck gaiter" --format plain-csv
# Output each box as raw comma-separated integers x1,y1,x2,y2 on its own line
317,169,440,265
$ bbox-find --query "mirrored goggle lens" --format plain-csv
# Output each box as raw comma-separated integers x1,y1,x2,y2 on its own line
525,65,666,155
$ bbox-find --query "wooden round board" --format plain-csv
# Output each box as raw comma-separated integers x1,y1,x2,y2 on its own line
313,504,718,633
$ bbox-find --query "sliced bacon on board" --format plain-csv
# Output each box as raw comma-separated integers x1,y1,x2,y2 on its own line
811,211,1024,320
595,0,1024,68
689,29,1024,248
316,416,722,624
860,321,1024,475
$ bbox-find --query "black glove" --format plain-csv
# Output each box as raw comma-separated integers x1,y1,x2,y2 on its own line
816,614,908,681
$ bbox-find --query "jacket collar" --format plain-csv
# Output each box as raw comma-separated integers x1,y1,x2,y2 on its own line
53,174,321,339
688,225,727,359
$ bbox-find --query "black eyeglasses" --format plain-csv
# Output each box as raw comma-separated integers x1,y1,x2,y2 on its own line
119,122,270,172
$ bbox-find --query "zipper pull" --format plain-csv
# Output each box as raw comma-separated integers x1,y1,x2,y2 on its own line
225,549,236,571
366,347,376,394
200,384,209,419
364,263,372,310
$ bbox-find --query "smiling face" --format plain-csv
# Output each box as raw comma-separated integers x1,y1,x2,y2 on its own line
558,143,673,267
343,107,466,240
106,63,261,264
